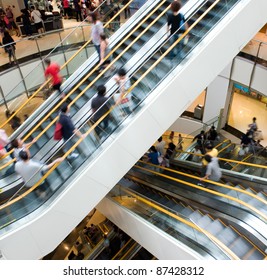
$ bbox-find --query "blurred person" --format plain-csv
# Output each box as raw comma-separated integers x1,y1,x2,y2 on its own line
207,125,218,142
30,5,45,37
200,154,222,184
44,58,63,96
21,8,33,38
156,136,166,156
2,30,16,65
15,150,64,195
63,0,71,19
73,0,83,22
87,12,103,62
58,103,85,159
91,85,110,138
191,145,202,163
5,5,20,36
114,68,132,115
99,33,112,73
167,1,188,59
192,130,206,153
11,137,37,160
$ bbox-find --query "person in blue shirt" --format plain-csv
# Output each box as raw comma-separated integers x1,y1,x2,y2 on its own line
58,103,85,159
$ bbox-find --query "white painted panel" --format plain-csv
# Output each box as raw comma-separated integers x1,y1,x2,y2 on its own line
97,198,204,260
203,76,230,123
251,65,267,96
231,57,253,85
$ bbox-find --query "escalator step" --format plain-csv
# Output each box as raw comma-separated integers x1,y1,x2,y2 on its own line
205,219,225,236
228,236,254,259
216,227,239,246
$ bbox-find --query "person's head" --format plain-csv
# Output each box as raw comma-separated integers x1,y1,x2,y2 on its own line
100,33,106,41
3,30,10,38
30,5,35,10
44,58,51,66
205,143,213,150
150,146,157,153
11,138,23,148
97,84,106,96
204,154,212,163
211,125,215,130
200,130,205,135
170,1,181,13
61,102,69,113
88,12,98,23
253,117,256,122
158,136,162,142
117,68,126,78
19,150,29,161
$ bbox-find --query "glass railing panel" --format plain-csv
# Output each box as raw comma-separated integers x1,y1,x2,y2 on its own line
0,0,147,128
61,26,91,77
36,32,62,53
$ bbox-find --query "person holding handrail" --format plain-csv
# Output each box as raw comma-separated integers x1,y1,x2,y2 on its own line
44,58,63,97
15,150,64,197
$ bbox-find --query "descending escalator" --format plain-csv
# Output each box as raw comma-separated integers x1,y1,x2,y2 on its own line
0,0,264,260
100,166,267,259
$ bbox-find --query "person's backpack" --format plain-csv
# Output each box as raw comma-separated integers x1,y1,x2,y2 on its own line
54,122,63,140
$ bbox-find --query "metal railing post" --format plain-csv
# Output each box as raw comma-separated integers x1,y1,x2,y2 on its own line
0,86,9,111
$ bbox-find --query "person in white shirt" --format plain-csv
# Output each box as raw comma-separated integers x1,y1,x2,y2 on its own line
156,136,166,156
30,5,45,37
15,150,63,188
200,155,222,183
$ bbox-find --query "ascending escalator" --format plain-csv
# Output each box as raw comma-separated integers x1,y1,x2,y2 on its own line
0,0,175,197
0,0,264,260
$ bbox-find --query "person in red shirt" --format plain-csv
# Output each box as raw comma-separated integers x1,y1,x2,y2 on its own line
44,58,63,96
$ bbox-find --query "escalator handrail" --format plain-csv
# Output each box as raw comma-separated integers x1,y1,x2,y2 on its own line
0,0,135,131
134,161,267,220
217,142,235,154
174,149,267,170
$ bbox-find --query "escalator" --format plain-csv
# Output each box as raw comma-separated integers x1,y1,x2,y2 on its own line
0,0,174,197
97,165,267,259
175,136,267,181
0,0,266,260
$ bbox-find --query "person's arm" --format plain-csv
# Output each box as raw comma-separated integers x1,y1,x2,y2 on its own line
25,137,37,149
73,128,86,139
192,135,197,142
45,157,64,170
200,165,211,181
100,40,105,64
200,174,209,181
